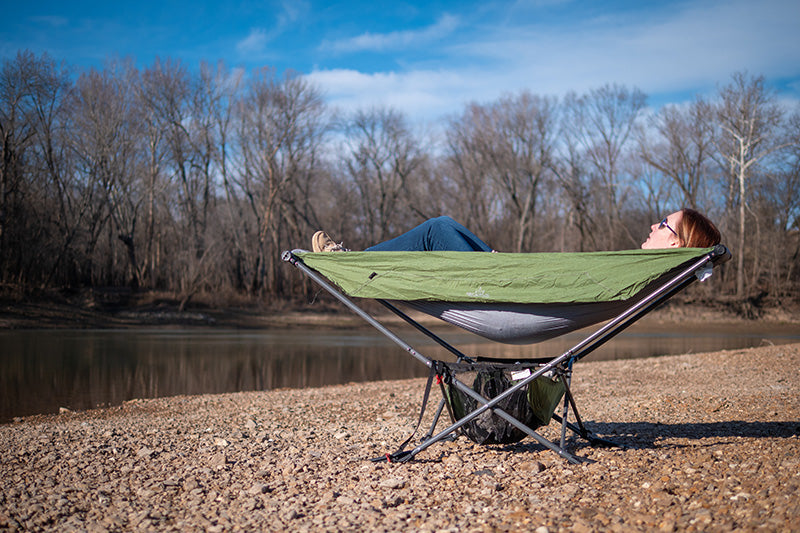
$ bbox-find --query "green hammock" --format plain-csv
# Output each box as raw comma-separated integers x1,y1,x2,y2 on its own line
285,244,729,463
294,248,713,304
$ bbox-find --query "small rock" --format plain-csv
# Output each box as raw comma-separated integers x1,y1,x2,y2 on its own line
248,483,268,495
136,447,153,458
380,477,406,489
658,520,676,532
209,452,227,470
520,461,546,473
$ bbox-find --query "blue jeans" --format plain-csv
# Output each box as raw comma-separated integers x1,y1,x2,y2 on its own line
365,216,493,252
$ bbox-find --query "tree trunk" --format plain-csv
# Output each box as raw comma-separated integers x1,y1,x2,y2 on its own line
736,164,746,297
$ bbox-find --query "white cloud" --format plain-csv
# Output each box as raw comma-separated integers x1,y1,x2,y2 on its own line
279,0,309,24
472,0,799,95
274,0,311,37
323,13,460,53
307,0,800,124
236,28,269,54
607,0,800,90
236,0,311,56
307,67,496,122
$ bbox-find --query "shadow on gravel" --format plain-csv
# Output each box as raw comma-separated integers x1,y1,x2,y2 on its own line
584,420,800,448
496,420,800,455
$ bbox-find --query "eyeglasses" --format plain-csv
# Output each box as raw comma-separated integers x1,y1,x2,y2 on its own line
659,217,678,236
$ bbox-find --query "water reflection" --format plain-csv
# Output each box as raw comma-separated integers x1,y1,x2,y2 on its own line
1,325,797,422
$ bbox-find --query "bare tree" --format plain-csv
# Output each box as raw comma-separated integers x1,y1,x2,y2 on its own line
24,54,92,287
443,103,501,242
143,59,209,259
493,92,557,251
714,72,787,297
1,52,105,288
71,61,144,287
232,69,327,295
444,92,557,252
752,110,800,298
0,52,38,283
136,62,171,287
552,104,594,251
137,58,235,298
640,98,715,209
174,61,244,305
562,84,646,249
340,107,423,244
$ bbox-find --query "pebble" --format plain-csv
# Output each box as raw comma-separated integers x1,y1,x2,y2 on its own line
1,344,798,531
379,478,406,489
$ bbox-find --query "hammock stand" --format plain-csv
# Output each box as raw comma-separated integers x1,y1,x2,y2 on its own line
282,245,730,464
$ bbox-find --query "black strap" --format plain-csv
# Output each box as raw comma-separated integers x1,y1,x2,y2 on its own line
371,362,441,463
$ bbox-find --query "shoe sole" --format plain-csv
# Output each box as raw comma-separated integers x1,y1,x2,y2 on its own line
312,231,327,252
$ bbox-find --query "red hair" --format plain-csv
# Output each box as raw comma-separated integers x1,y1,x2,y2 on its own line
677,208,721,248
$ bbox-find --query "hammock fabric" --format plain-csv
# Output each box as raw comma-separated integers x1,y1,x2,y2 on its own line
295,248,715,344
294,248,714,304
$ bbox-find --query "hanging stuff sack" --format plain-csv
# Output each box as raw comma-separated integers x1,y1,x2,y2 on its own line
441,362,566,445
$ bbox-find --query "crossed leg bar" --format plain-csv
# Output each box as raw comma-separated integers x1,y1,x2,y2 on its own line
410,360,620,465
393,360,587,464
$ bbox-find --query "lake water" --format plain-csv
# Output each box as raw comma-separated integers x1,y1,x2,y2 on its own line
2,323,798,422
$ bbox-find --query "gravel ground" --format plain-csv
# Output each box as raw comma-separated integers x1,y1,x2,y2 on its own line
1,343,798,532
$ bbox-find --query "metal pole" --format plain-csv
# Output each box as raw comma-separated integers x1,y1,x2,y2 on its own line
283,251,432,368
378,299,473,363
401,375,581,464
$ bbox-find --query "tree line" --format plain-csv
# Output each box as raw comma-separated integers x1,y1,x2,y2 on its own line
1,50,798,309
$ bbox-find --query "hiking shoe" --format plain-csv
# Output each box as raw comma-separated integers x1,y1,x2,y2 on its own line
312,230,349,252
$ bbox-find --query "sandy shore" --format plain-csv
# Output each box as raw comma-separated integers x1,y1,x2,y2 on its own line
1,342,798,532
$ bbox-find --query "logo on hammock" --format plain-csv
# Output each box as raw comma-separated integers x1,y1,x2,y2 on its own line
466,286,490,299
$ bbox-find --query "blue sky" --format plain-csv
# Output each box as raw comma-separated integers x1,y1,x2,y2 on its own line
3,0,799,123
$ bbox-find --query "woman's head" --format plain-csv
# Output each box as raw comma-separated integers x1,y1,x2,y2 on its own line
641,208,721,249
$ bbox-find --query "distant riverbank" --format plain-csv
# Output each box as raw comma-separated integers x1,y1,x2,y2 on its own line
2,289,798,331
